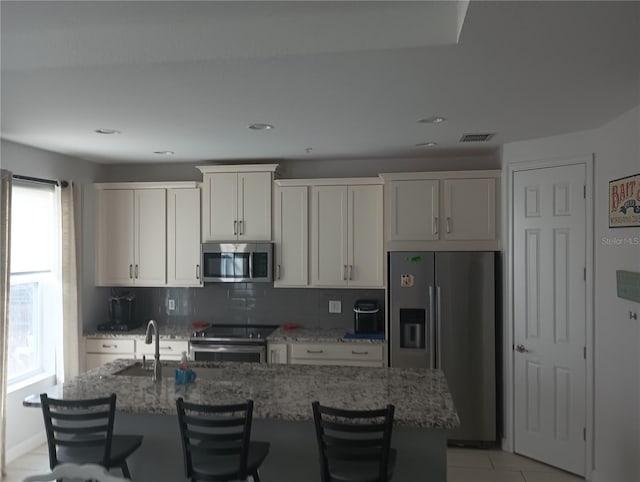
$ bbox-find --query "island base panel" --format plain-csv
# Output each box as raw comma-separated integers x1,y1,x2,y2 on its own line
117,413,447,482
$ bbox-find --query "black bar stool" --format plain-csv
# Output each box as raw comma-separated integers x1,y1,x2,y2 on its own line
312,401,396,482
40,393,143,479
176,398,270,482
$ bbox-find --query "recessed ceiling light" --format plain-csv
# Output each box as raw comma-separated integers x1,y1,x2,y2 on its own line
417,116,446,124
153,150,174,155
95,128,121,135
416,142,438,147
248,123,274,131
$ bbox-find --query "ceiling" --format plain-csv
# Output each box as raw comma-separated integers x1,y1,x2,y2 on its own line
1,1,639,165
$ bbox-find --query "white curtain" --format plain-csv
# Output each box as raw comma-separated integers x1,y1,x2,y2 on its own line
59,182,81,381
0,169,12,478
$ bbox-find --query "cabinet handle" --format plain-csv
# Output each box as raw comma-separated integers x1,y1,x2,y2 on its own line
433,216,439,235
446,217,452,234
196,264,200,280
102,344,117,349
276,264,281,280
233,220,238,236
161,347,173,351
239,219,244,235
349,265,353,281
343,265,348,281
270,350,275,364
129,264,133,279
306,349,324,354
135,264,139,279
351,350,369,355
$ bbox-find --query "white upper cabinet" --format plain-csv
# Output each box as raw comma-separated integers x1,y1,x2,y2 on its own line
273,184,308,287
381,170,501,251
95,182,200,287
96,189,135,285
443,178,496,241
348,185,384,287
311,185,349,287
167,188,202,286
388,179,439,241
310,180,384,288
96,186,166,286
198,164,277,242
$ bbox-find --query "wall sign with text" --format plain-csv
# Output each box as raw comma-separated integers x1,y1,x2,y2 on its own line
609,173,640,228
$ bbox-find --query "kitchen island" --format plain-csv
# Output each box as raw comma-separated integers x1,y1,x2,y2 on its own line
25,360,458,482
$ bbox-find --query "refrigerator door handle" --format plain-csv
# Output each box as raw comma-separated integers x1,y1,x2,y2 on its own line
436,286,442,369
429,285,435,369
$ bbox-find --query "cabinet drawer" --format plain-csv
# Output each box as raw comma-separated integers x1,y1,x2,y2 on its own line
290,343,383,362
136,340,189,357
86,338,135,354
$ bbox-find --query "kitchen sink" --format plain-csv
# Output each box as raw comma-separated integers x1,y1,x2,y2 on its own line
114,362,221,380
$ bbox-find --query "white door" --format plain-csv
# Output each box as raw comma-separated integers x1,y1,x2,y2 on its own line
168,188,202,286
348,185,383,287
274,185,308,287
238,171,272,241
513,163,586,475
310,185,348,287
388,180,439,241
206,172,238,240
96,189,134,286
134,189,166,286
443,178,496,240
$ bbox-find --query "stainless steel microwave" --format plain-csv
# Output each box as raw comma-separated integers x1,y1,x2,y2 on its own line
201,242,273,283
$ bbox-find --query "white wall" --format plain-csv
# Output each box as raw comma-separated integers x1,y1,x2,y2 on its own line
503,105,640,482
0,140,107,459
97,152,500,182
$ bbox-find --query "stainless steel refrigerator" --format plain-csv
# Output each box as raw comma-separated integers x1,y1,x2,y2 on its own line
389,251,497,444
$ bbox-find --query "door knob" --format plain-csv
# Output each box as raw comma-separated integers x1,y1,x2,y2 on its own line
515,344,529,353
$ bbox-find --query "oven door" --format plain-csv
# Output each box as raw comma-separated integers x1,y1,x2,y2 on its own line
190,343,266,363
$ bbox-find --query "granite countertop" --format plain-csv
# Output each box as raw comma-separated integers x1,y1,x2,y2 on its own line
267,327,386,344
25,359,458,430
84,324,190,340
85,326,387,344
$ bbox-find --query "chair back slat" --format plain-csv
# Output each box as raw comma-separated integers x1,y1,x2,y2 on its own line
40,393,116,470
312,401,395,482
176,398,254,479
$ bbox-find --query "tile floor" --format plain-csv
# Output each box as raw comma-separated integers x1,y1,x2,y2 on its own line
3,444,584,481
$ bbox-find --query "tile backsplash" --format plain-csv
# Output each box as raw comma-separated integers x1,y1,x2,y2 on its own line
101,284,385,331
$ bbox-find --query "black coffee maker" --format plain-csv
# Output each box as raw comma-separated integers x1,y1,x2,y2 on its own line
98,294,137,331
353,300,382,334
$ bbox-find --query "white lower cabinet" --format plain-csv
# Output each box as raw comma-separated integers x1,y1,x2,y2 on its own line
289,342,385,368
85,338,136,371
267,343,289,364
136,339,189,361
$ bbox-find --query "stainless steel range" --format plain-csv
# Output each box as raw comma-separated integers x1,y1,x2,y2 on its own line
189,324,279,363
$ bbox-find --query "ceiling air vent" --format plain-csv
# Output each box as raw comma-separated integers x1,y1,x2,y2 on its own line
459,133,495,143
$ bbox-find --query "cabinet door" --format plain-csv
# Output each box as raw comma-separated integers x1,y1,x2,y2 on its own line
204,172,238,241
238,172,272,241
274,186,308,287
388,180,439,241
348,185,384,287
267,343,288,364
310,186,349,287
96,189,134,286
168,188,202,286
443,178,496,240
134,189,167,285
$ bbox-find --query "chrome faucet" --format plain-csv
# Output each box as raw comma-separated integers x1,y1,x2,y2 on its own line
144,319,162,382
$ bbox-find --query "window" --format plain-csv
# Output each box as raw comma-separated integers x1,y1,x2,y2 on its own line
8,181,61,385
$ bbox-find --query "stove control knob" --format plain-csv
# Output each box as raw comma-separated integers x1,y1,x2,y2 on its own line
257,333,262,339
249,333,254,339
